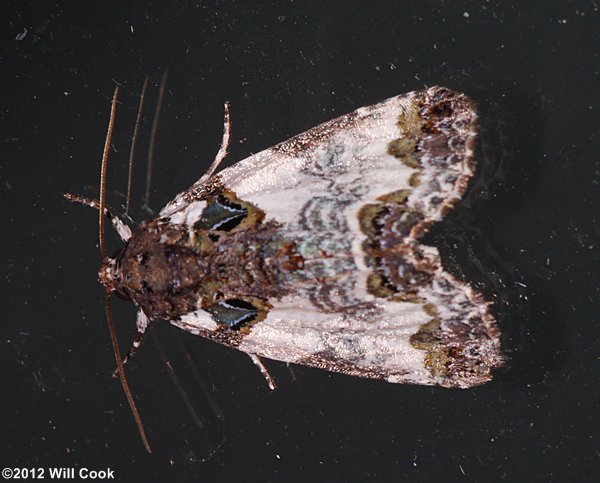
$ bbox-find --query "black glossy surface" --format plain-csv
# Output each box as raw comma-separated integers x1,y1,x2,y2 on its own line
3,1,600,480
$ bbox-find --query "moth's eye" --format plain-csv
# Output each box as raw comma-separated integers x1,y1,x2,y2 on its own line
195,197,247,231
206,299,258,330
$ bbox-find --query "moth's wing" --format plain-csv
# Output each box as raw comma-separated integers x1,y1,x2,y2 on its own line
160,85,471,230
167,86,502,388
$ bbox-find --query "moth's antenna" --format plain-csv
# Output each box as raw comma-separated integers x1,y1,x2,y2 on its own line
126,76,149,215
99,86,152,453
99,87,119,260
144,68,169,209
104,290,152,453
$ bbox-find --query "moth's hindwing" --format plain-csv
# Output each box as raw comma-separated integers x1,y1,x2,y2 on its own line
158,86,502,388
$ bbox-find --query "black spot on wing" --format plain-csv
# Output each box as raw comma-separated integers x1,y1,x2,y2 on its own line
205,299,258,330
195,197,247,231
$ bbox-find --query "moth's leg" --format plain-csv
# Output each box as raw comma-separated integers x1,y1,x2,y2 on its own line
201,101,231,182
64,193,132,241
112,310,149,378
248,353,277,390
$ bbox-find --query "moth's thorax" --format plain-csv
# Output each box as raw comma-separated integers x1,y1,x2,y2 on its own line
101,218,302,320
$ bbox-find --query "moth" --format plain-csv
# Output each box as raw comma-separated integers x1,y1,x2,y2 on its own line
70,85,502,451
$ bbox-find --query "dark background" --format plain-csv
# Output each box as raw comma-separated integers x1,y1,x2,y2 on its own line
3,1,600,481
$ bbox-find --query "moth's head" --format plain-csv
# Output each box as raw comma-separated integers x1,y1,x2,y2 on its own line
98,221,199,319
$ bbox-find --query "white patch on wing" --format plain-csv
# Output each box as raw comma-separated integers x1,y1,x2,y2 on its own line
218,95,414,225
166,200,207,227
238,295,434,385
170,308,217,335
